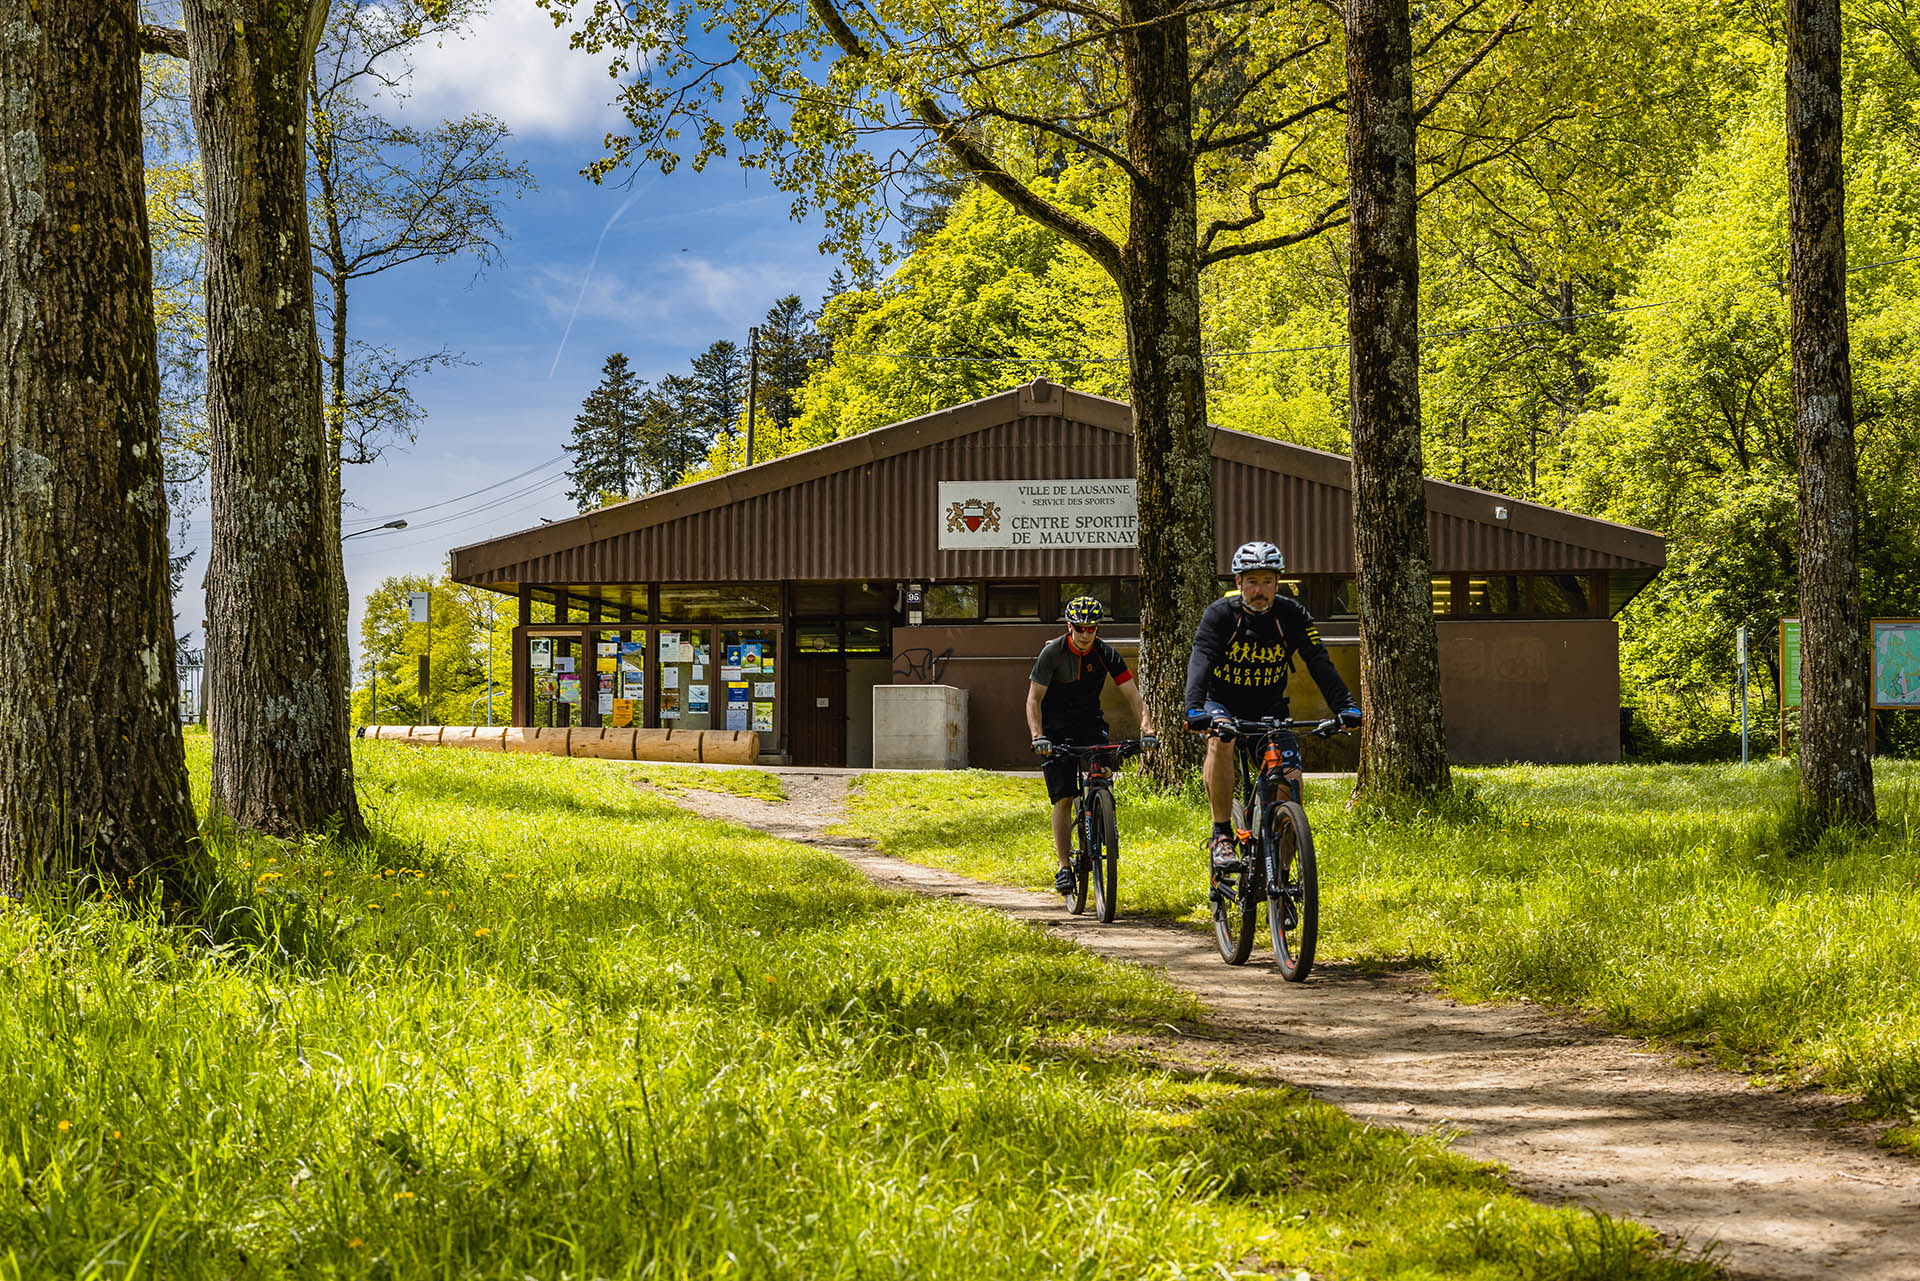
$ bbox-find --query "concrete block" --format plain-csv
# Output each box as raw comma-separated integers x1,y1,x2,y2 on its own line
872,684,968,769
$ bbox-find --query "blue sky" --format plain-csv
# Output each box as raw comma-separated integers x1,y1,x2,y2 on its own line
172,3,840,675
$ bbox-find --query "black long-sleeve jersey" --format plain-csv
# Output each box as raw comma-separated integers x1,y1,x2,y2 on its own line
1183,594,1355,721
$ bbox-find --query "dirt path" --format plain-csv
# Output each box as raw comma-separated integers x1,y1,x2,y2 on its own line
645,771,1920,1281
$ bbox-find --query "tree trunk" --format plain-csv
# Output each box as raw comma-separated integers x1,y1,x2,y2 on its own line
1345,0,1452,799
1786,0,1876,826
1119,0,1215,785
0,0,201,895
186,0,366,840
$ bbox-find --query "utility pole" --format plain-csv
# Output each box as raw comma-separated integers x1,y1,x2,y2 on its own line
1737,624,1750,763
745,325,759,467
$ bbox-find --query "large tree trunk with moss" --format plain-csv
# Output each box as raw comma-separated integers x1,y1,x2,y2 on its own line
0,0,201,896
186,0,366,840
1345,0,1452,799
1119,0,1215,785
1786,0,1875,827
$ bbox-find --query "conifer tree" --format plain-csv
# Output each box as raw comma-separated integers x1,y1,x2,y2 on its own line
566,353,645,509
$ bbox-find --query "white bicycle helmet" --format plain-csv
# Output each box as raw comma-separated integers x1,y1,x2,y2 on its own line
1229,540,1286,574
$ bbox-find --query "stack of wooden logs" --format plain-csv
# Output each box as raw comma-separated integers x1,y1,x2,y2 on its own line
357,725,760,764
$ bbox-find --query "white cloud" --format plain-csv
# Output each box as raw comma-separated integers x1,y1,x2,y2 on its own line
523,253,811,333
383,3,623,139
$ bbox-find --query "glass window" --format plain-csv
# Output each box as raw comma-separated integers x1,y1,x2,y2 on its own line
985,582,1042,619
1059,580,1114,620
790,583,840,615
657,583,778,621
924,582,979,619
654,627,712,730
1329,578,1358,618
1608,569,1658,617
722,628,778,747
795,624,840,653
1431,577,1456,616
1466,575,1523,616
845,622,886,653
844,582,897,615
1534,574,1591,616
1114,578,1140,621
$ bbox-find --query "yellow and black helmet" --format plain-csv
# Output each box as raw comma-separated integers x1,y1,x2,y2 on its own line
1063,596,1106,627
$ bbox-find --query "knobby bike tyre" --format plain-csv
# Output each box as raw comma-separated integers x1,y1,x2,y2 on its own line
1268,801,1318,981
1091,787,1118,923
1065,797,1092,915
1212,832,1259,965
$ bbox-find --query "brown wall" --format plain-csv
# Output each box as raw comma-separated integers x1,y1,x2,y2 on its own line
1436,619,1621,764
894,618,1621,770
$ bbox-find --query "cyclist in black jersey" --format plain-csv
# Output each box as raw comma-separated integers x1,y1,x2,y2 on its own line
1028,596,1157,894
1184,541,1362,870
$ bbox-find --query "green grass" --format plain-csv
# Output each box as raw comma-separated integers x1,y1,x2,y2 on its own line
0,743,1712,1279
633,762,789,801
842,761,1920,1116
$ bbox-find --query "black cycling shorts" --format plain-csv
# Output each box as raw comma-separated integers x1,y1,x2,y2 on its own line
1040,726,1105,803
1042,754,1081,804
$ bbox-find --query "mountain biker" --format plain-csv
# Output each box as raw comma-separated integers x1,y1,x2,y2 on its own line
1028,596,1157,894
1184,542,1362,872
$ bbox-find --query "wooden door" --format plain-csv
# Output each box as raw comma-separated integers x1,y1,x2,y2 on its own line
790,658,847,767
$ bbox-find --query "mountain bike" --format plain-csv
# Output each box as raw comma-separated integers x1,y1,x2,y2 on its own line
1049,739,1151,922
1205,716,1350,980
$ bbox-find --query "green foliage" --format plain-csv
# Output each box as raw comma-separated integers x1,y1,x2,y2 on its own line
353,575,515,726
791,173,1125,450
0,744,1711,1279
843,760,1920,1107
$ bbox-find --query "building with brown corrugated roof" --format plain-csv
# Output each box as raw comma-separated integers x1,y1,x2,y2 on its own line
450,380,1664,768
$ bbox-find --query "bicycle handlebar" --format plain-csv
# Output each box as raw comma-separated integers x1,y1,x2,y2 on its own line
1046,738,1153,759
1206,715,1350,742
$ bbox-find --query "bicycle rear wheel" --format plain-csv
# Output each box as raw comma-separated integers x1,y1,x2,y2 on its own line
1090,788,1118,923
1064,798,1092,914
1267,801,1318,981
1210,835,1259,965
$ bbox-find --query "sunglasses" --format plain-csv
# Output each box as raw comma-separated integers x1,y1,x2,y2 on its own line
1069,623,1099,634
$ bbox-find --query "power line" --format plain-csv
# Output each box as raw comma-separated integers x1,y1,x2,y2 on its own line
343,453,569,532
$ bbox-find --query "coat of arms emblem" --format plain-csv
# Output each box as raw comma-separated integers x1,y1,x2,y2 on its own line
946,498,1001,534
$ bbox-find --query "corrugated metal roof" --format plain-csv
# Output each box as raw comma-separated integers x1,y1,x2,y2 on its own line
452,381,1664,589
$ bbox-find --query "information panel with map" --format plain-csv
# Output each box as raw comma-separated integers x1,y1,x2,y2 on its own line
1872,619,1920,709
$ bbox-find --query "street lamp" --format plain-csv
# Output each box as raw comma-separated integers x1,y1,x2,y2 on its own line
342,518,408,541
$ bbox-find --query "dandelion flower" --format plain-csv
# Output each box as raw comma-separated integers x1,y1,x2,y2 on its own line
393,1190,414,1201
57,1120,70,1131
347,1238,363,1249
475,927,491,937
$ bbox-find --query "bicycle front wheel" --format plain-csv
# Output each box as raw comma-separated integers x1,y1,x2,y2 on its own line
1065,800,1092,915
1211,837,1259,965
1090,788,1119,923
1267,801,1318,981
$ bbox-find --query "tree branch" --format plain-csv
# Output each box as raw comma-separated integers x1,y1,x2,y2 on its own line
141,24,188,59
1414,0,1531,125
808,0,1124,279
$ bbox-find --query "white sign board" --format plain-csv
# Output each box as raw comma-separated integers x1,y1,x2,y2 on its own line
937,480,1137,550
407,591,430,623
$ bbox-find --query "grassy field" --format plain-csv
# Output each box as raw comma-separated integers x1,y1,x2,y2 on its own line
0,742,1713,1279
841,760,1920,1123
